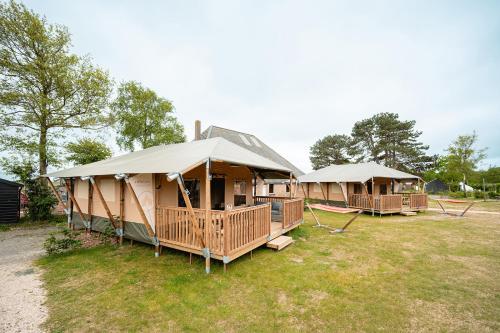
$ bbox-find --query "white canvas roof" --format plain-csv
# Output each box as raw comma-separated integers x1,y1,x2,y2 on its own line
298,162,421,183
44,137,291,178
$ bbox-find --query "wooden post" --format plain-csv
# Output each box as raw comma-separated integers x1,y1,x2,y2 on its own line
301,183,307,198
64,180,89,228
371,177,375,216
205,160,211,274
319,182,327,201
253,172,257,203
307,183,310,198
90,177,117,229
176,177,205,247
124,177,154,236
87,179,93,233
289,172,293,199
47,178,65,208
338,182,348,206
326,182,330,201
119,179,125,245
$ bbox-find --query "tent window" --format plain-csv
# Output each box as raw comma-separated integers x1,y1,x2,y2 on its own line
285,184,290,193
269,184,274,194
380,184,387,195
354,183,362,194
178,179,200,208
234,180,246,206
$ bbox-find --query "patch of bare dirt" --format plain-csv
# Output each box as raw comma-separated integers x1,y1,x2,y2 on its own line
0,226,57,333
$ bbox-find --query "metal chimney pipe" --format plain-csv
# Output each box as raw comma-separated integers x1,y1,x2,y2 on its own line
194,120,201,141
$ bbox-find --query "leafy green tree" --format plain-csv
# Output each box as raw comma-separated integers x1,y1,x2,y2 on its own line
66,138,112,166
111,81,185,151
309,134,356,170
3,159,56,221
351,113,431,173
0,1,112,177
445,132,486,192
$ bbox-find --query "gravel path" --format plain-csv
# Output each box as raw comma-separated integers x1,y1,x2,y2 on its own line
0,226,57,333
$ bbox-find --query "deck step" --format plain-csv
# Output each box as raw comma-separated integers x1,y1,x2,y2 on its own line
267,236,294,251
401,211,417,216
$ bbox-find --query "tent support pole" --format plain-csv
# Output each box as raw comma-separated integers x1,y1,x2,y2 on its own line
338,182,348,207
64,179,89,229
174,176,205,248
47,178,65,208
289,172,293,199
301,183,307,198
87,179,93,233
319,182,327,201
205,159,212,274
119,179,125,245
371,177,375,216
90,177,117,229
362,182,373,212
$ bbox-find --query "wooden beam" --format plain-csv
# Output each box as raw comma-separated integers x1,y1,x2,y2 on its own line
319,182,327,201
90,177,118,229
87,179,93,232
47,178,65,209
338,182,348,205
289,172,293,199
124,177,154,237
205,161,211,274
175,176,205,247
301,183,307,198
119,179,125,245
326,182,330,201
362,182,373,209
64,180,89,227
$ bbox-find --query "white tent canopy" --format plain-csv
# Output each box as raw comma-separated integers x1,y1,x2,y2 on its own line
298,162,421,184
44,137,291,178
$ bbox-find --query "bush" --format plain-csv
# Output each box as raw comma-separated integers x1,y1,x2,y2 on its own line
473,191,485,199
100,224,116,244
44,228,82,255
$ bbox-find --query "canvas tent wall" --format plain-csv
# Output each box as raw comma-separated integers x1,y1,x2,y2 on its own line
44,137,292,245
298,162,423,208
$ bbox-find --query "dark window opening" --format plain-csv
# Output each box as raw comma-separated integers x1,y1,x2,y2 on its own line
234,180,246,206
178,179,200,208
269,184,274,194
353,183,362,194
380,184,387,195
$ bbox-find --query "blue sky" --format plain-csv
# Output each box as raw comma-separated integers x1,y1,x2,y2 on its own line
10,0,500,175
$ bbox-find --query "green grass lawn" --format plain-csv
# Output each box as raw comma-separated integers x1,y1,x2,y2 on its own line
0,215,66,232
37,210,500,332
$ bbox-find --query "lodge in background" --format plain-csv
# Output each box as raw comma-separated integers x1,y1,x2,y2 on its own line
44,134,304,273
298,162,428,216
0,178,23,224
199,123,304,197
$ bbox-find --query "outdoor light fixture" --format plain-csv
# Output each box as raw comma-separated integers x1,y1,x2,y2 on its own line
80,176,90,181
114,173,127,180
166,172,180,182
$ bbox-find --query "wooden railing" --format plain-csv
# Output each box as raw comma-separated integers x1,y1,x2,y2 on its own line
156,204,271,258
225,204,271,256
283,198,304,229
254,196,288,205
348,194,373,210
409,193,428,210
349,194,403,212
380,195,403,211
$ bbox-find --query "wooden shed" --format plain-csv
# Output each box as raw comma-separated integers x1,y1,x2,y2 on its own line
0,178,23,224
44,138,304,273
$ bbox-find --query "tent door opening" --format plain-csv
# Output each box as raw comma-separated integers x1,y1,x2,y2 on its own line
211,177,225,210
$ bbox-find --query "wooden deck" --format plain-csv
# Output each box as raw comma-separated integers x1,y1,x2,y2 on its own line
155,197,303,264
348,193,428,214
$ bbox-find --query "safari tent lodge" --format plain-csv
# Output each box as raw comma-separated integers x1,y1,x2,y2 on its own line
44,137,304,272
298,162,428,215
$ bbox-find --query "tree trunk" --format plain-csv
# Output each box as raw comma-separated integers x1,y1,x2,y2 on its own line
39,127,48,183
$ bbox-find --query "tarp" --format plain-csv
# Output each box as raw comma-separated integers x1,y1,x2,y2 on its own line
299,162,420,183
44,137,291,178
